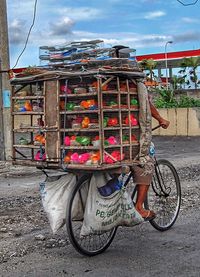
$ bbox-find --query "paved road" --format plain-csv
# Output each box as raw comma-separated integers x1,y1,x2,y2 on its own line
0,136,200,277
153,136,200,161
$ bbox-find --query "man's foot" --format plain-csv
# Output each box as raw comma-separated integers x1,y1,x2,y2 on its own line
135,207,156,221
143,210,156,221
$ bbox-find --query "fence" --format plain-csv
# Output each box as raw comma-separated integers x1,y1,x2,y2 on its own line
152,108,200,136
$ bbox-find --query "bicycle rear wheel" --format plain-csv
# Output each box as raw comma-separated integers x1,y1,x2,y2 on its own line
66,174,117,256
145,159,181,231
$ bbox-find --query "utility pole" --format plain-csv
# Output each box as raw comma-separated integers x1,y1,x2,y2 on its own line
164,40,173,90
0,58,5,160
0,0,12,160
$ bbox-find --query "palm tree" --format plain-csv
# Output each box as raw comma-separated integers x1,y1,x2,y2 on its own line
139,58,157,82
180,57,200,89
171,75,186,90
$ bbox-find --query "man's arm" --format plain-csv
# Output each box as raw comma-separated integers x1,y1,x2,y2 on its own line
149,101,170,129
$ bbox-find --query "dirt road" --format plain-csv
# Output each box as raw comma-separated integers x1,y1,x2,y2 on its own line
0,136,200,277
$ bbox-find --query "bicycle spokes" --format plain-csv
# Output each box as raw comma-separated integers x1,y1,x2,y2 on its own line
145,159,181,231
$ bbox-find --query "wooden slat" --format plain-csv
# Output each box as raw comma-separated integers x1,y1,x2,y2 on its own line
59,126,139,132
12,96,44,100
13,127,58,133
63,159,139,171
60,128,99,132
103,108,139,112
13,144,44,149
59,92,97,97
61,146,99,150
45,80,59,161
12,112,44,115
60,110,99,115
102,90,137,95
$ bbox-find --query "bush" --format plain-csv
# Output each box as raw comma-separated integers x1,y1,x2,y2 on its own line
154,88,178,108
154,89,200,108
178,96,200,108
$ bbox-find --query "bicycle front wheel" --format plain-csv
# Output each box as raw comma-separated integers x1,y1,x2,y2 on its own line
66,174,117,256
145,159,181,231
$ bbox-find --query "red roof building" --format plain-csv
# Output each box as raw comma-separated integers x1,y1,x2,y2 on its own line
136,49,200,63
136,49,200,81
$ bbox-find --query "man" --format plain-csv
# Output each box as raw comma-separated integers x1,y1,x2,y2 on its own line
112,45,170,220
134,103,170,220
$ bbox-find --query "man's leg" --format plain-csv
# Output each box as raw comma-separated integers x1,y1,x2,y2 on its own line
135,184,155,218
132,164,155,219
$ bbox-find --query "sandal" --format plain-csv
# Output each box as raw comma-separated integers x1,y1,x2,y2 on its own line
135,207,156,221
143,210,156,221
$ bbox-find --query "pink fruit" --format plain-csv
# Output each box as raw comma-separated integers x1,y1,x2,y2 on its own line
71,152,79,163
64,136,71,146
107,136,117,145
78,153,90,164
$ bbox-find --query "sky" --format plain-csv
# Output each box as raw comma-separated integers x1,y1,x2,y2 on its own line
6,0,200,68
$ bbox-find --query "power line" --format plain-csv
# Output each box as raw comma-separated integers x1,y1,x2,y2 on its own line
12,0,38,69
177,0,199,6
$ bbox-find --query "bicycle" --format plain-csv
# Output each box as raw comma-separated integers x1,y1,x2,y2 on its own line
66,126,181,256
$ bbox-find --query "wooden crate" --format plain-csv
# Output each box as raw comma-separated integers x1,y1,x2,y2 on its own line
11,69,142,171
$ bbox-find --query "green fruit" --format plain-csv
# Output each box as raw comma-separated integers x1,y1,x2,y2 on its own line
103,117,109,127
109,101,117,106
76,136,90,146
122,135,128,141
131,99,138,105
66,103,75,111
104,140,109,146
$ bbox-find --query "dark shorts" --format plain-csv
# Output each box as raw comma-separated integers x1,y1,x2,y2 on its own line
132,165,153,185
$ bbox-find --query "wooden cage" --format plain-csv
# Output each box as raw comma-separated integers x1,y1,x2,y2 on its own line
11,68,144,171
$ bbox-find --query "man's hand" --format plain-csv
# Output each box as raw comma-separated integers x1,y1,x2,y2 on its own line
159,118,170,129
149,100,170,129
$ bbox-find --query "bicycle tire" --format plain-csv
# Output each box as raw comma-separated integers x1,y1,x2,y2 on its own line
145,159,181,231
66,174,117,256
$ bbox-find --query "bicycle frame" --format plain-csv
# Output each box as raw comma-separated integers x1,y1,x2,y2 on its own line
152,157,171,197
125,157,171,201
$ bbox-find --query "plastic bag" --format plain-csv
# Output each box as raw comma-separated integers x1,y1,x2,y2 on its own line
40,173,80,234
80,172,143,237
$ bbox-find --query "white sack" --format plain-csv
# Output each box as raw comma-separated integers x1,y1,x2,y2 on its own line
80,172,143,237
40,173,79,234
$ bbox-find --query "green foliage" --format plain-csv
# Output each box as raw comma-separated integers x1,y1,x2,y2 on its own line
138,58,157,81
180,57,200,89
171,75,186,90
154,88,200,108
178,96,200,108
181,57,200,69
154,88,177,108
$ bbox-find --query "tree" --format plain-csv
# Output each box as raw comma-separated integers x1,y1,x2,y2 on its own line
180,57,200,89
139,58,157,82
171,75,186,90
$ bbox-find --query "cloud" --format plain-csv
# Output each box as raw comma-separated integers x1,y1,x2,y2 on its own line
9,19,27,44
135,35,170,47
144,11,166,19
56,7,103,21
172,31,200,43
49,17,75,36
72,30,170,49
7,0,36,16
182,17,200,23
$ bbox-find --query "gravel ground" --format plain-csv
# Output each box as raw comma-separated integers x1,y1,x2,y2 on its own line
0,136,200,276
